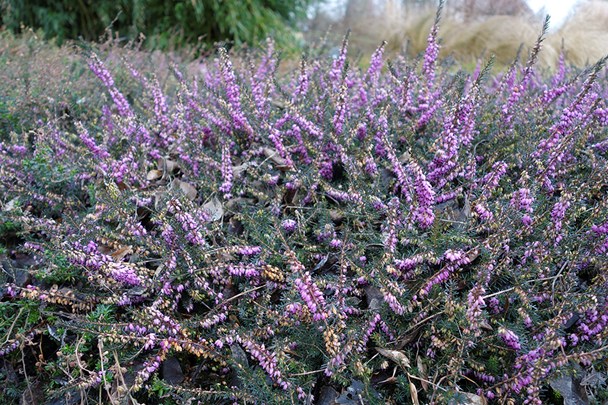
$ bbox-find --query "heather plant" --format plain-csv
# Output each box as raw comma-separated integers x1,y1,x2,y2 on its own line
0,30,133,140
1,4,608,404
0,29,203,142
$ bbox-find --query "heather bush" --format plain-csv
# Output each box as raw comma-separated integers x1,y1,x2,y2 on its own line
0,30,122,139
0,30,203,141
1,5,608,404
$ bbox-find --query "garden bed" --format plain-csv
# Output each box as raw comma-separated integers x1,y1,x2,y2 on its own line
1,8,607,404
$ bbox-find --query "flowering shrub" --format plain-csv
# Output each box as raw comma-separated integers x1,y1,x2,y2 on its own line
1,7,608,404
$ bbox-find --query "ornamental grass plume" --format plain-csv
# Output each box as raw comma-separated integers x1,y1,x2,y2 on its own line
325,0,608,69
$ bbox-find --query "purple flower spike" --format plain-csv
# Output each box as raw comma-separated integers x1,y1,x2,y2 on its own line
499,327,522,351
281,219,297,233
294,272,328,322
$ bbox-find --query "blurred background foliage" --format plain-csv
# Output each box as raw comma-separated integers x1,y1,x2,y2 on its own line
0,0,312,51
0,0,607,67
307,0,608,68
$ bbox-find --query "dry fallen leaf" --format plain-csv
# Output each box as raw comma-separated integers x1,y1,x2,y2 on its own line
159,157,179,173
447,392,487,405
375,347,411,370
146,169,163,181
262,147,290,170
329,209,344,224
179,181,197,200
225,197,255,212
172,179,197,201
203,196,224,221
364,286,383,311
153,190,167,211
233,162,255,177
417,355,429,391
154,264,165,279
2,198,18,212
230,344,249,369
399,150,412,164
480,321,493,331
410,381,419,405
110,246,133,261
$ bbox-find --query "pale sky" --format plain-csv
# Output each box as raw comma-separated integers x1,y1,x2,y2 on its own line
313,0,583,29
527,0,581,29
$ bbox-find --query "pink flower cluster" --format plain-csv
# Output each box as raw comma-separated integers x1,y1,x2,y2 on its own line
294,272,328,322
240,338,290,390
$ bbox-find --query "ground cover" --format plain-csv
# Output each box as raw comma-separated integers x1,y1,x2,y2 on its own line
0,6,608,404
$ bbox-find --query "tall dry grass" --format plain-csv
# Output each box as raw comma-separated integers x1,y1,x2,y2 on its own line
555,0,608,66
311,0,608,69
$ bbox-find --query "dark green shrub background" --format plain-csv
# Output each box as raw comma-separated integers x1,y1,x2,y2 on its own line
0,0,311,49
